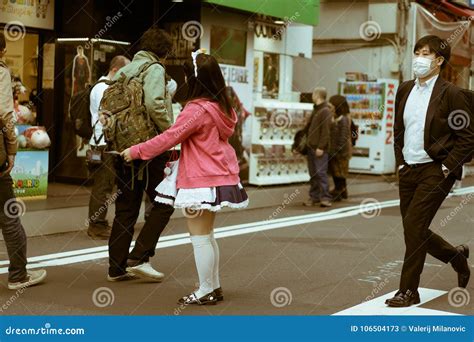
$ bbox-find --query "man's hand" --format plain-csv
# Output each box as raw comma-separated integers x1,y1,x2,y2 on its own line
441,164,450,178
98,111,109,126
120,148,133,163
0,154,15,176
315,149,324,157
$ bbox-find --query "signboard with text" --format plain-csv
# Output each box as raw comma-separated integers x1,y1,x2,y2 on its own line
0,0,54,30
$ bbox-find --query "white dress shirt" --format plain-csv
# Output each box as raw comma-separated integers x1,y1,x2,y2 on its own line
402,74,438,165
89,76,110,146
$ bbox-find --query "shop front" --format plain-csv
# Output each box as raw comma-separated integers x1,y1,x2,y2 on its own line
0,0,55,199
199,0,319,185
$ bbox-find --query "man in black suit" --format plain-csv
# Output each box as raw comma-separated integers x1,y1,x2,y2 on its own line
386,35,473,307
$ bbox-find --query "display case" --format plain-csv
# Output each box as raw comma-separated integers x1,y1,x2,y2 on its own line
338,79,398,174
249,100,313,185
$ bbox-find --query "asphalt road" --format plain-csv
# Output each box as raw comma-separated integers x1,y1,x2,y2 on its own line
0,181,472,316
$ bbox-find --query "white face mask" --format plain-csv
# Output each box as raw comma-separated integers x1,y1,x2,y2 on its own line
412,56,436,78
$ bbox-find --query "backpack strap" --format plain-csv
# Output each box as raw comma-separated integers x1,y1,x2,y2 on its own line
90,78,109,92
124,61,162,85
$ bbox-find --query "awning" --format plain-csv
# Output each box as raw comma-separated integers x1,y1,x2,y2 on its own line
203,0,319,26
415,2,472,66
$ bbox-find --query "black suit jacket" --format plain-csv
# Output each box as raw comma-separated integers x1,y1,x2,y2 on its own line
394,76,474,180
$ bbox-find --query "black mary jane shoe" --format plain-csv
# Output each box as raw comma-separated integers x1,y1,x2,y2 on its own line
177,291,218,306
214,287,224,301
385,289,420,307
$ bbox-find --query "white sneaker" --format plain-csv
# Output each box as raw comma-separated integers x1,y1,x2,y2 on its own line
8,269,47,290
126,262,164,282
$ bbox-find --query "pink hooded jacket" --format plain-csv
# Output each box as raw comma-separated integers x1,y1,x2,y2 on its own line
130,98,241,189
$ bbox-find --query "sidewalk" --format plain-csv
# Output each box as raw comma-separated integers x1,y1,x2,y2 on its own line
8,173,462,238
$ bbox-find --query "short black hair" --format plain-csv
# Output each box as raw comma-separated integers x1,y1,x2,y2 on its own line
414,35,450,69
139,27,173,58
0,32,5,51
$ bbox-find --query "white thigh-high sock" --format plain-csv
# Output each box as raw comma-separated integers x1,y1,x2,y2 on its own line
210,230,221,290
190,234,215,298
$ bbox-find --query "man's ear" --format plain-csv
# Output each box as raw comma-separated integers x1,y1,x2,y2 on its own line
436,57,444,68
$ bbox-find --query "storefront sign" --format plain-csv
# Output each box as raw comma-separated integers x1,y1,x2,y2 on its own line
165,22,196,66
384,83,396,145
254,21,282,41
0,0,54,30
220,65,249,84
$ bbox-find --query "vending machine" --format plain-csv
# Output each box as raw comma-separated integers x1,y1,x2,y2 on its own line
338,78,399,175
249,100,313,186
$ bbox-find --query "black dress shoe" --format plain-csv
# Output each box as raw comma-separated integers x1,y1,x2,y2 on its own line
214,287,224,301
385,289,420,307
177,291,218,306
452,245,470,288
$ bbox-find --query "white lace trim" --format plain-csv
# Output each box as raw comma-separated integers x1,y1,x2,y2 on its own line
174,199,249,212
154,184,247,211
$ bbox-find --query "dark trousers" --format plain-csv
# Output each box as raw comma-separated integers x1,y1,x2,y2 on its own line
0,173,27,282
307,149,331,201
108,154,174,277
87,146,115,230
398,162,458,292
332,176,347,198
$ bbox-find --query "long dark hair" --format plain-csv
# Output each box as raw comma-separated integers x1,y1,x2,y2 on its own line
183,53,233,118
329,95,350,117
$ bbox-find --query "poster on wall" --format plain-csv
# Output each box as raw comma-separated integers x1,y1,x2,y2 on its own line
11,151,49,199
263,52,279,99
210,26,247,66
42,43,55,89
0,0,54,30
69,45,91,157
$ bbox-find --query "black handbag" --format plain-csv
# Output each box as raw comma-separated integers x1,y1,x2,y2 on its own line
292,129,308,155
